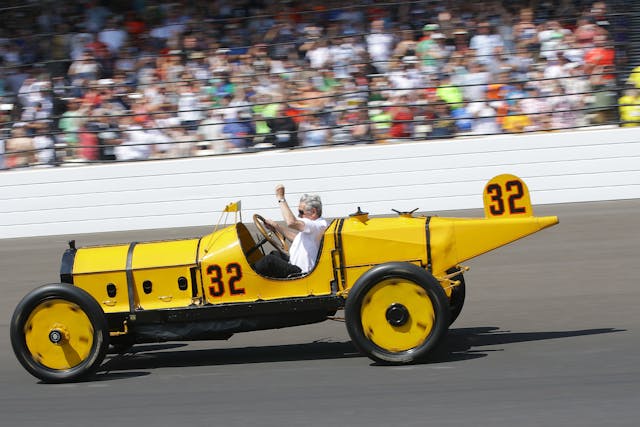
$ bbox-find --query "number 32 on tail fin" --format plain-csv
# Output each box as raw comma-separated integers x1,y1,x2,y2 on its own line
483,174,533,218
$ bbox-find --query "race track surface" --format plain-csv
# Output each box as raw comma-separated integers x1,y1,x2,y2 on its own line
1,200,639,427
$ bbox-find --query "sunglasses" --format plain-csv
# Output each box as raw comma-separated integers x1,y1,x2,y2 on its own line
298,209,305,217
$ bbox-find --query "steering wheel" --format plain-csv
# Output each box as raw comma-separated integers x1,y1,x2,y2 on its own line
253,214,289,255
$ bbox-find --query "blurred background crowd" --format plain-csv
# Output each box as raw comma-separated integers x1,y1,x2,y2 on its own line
1,0,638,169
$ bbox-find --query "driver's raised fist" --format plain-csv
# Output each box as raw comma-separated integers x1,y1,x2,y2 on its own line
275,184,285,199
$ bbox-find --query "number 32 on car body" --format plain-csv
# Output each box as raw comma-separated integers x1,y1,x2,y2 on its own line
483,174,533,218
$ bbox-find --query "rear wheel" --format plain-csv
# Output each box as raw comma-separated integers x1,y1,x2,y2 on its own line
345,263,450,364
10,284,109,383
447,267,466,325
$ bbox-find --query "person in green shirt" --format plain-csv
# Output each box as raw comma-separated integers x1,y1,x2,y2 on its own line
416,24,440,71
57,99,88,159
435,74,464,110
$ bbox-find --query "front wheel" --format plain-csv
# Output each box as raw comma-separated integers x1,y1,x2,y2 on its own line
345,262,450,364
10,284,109,383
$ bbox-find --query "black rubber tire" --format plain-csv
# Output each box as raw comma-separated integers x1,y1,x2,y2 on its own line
344,262,450,364
10,284,109,383
447,267,466,325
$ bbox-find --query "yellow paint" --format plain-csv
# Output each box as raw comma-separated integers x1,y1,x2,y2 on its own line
360,279,435,351
483,174,533,218
74,244,129,274
429,215,558,276
74,271,129,313
199,222,338,304
340,217,428,288
131,239,200,309
133,266,195,309
132,239,199,269
24,299,94,370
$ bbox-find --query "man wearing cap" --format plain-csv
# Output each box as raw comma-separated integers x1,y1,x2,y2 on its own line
417,24,442,72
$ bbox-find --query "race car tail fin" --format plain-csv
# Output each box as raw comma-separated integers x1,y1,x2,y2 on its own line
429,174,558,272
483,174,533,218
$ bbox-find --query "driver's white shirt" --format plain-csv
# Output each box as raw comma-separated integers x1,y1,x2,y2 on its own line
289,217,327,273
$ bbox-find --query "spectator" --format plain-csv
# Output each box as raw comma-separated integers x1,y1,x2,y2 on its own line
265,104,298,148
574,17,603,48
300,114,329,147
388,95,414,138
451,104,474,133
520,85,552,128
455,60,489,102
58,99,89,160
333,108,371,144
393,28,418,60
428,102,455,139
77,120,100,161
366,19,394,73
470,22,504,68
49,23,73,77
223,111,256,151
618,85,640,127
0,0,627,171
95,111,122,161
198,110,229,154
68,51,101,96
115,115,151,161
549,85,579,129
6,126,35,168
436,74,464,110
628,65,640,89
502,102,532,133
99,17,128,55
589,64,617,124
177,81,203,131
330,36,366,79
22,101,52,136
164,123,194,158
369,104,392,143
584,34,615,80
32,122,55,165
468,102,501,135
416,24,442,73
512,8,538,53
538,21,571,61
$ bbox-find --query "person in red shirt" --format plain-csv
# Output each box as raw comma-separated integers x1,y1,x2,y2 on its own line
584,34,615,80
389,95,414,138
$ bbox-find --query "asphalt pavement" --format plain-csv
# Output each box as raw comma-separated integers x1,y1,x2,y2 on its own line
1,200,639,427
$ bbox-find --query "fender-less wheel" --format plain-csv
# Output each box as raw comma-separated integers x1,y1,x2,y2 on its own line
345,262,450,364
10,284,109,383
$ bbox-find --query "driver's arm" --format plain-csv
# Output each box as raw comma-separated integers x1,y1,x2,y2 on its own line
275,184,305,233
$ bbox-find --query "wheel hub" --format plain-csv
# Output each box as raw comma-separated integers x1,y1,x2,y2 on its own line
48,325,69,345
386,303,410,326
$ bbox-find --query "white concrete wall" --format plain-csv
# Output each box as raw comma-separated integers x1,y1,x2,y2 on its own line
1,127,639,239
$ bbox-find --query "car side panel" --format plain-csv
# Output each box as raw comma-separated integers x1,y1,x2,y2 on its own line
131,239,200,310
199,222,338,304
339,217,429,291
73,245,131,313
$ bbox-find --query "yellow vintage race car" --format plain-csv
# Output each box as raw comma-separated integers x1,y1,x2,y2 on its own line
10,174,558,383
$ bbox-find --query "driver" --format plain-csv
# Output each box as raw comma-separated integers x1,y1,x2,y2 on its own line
253,185,327,278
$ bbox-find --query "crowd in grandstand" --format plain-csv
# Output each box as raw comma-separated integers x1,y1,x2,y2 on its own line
0,0,638,169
